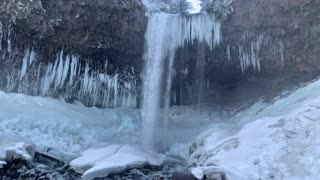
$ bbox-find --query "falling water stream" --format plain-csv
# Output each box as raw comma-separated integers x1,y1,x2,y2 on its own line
142,13,222,151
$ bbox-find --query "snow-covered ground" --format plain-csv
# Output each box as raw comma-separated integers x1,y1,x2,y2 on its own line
0,91,219,162
0,91,140,160
71,144,165,180
3,77,320,179
190,78,320,180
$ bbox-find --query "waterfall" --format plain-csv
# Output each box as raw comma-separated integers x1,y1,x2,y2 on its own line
142,13,221,151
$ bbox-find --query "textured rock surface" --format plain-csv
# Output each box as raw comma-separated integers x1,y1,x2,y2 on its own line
0,0,146,105
174,0,320,105
1,0,319,107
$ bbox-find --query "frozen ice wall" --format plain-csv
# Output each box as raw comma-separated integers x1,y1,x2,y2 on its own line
142,13,221,151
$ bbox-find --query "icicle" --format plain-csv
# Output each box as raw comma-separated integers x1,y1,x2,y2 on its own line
61,54,70,86
0,22,3,51
82,63,90,93
29,48,36,65
279,41,284,66
7,23,12,53
113,74,119,107
226,45,231,61
55,51,64,89
36,64,41,84
69,54,79,85
20,48,31,81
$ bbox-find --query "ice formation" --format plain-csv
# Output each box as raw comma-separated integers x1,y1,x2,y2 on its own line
71,144,165,180
19,48,36,81
0,91,140,160
37,50,137,108
7,22,12,53
142,13,221,151
279,40,285,66
0,21,2,51
238,34,264,73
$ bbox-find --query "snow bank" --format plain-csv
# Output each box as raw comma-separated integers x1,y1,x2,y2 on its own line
190,79,320,179
0,90,220,162
0,133,35,164
0,91,140,161
71,144,165,180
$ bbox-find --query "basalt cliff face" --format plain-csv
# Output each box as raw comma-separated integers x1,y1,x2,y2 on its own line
0,0,319,107
173,0,320,105
0,0,146,107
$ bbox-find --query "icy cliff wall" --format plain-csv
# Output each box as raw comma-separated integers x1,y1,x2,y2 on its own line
0,0,146,108
173,0,320,105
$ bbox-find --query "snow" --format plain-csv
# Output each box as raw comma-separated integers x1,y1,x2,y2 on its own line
0,91,140,161
0,133,35,163
71,144,165,180
187,0,202,14
191,167,204,179
190,78,320,180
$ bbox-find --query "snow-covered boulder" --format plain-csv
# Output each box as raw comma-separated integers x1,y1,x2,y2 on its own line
71,144,166,180
0,133,35,163
0,161,6,168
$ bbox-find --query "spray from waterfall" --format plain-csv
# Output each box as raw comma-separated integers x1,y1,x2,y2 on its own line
142,13,222,151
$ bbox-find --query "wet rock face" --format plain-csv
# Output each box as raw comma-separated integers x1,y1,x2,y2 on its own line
1,0,146,66
0,0,146,107
220,0,320,99
175,0,320,105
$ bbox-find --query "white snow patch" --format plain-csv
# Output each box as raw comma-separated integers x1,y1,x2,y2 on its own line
191,167,204,179
190,78,320,180
0,91,140,161
0,133,35,163
71,144,165,180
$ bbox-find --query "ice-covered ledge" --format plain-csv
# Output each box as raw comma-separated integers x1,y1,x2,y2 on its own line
70,144,166,180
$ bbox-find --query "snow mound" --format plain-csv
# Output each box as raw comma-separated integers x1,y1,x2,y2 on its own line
71,144,165,180
190,79,320,179
0,133,35,163
0,91,140,161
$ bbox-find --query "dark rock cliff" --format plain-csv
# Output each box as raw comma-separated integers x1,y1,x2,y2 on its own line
0,0,147,107
0,0,319,107
174,0,320,105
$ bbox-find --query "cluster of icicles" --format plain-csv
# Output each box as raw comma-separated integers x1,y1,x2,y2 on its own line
0,21,137,108
18,49,137,108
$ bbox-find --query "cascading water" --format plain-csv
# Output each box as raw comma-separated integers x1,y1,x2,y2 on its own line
142,13,222,151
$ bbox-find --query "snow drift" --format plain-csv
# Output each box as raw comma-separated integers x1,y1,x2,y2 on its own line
190,79,320,180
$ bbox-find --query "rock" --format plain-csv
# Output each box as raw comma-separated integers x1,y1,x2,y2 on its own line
173,171,197,180
0,133,35,163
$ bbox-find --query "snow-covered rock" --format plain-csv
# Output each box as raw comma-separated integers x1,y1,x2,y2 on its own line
190,79,320,179
71,144,166,180
0,161,6,168
0,133,35,163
